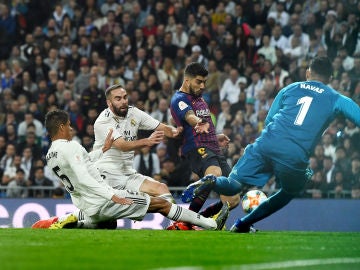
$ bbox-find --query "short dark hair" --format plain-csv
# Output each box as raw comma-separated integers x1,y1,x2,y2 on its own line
105,84,124,98
309,56,333,81
45,110,69,138
184,62,208,78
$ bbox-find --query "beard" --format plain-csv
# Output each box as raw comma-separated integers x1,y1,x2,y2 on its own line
112,103,128,117
189,85,201,97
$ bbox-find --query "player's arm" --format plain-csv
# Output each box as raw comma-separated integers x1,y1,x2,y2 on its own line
217,134,230,149
66,143,133,205
89,129,114,161
112,130,164,152
335,95,360,127
185,110,210,134
155,123,183,138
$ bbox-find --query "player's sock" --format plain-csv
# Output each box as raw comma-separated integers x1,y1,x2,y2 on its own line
158,193,176,204
166,204,216,230
188,188,212,212
198,200,223,217
70,209,98,229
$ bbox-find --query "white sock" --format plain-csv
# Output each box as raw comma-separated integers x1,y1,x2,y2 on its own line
158,193,176,204
166,204,216,230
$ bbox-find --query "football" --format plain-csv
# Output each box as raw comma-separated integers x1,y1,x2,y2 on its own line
241,190,268,213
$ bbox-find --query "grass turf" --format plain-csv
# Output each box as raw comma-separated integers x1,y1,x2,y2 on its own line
0,229,359,270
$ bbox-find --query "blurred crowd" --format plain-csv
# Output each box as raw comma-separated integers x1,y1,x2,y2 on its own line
0,0,360,199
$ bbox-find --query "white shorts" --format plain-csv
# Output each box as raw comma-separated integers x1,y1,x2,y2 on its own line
88,189,151,223
99,169,146,191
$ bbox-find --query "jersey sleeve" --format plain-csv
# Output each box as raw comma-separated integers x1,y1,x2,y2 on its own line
170,94,192,122
88,149,103,162
65,143,115,201
334,95,360,126
265,88,285,125
136,107,160,130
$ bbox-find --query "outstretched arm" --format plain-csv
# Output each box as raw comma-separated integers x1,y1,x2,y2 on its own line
156,123,183,138
112,130,165,152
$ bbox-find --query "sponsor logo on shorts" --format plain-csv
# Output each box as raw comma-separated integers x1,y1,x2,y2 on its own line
197,147,208,158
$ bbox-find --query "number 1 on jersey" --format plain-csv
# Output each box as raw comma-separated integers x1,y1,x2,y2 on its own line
294,96,313,126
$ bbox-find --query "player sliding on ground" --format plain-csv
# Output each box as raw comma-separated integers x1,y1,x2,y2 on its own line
181,56,360,233
32,110,229,230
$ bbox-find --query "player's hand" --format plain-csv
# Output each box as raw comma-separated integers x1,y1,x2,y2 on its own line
194,120,210,134
172,126,183,138
217,134,230,149
147,130,164,146
102,129,114,153
111,195,133,205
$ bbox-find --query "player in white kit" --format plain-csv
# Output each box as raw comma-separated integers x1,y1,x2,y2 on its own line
32,110,229,230
93,84,182,203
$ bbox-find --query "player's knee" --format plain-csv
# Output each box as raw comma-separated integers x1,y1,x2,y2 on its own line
204,166,222,177
157,182,170,194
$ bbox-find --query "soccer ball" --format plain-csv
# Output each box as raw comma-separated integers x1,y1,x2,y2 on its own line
241,190,267,213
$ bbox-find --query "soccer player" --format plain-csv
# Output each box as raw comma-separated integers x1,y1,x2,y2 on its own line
182,56,360,232
93,84,182,204
169,62,240,230
32,110,229,230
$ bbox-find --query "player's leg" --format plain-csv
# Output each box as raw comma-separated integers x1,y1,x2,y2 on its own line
231,164,307,233
186,149,235,215
130,173,175,203
200,194,240,217
148,197,229,230
198,155,240,217
32,209,117,229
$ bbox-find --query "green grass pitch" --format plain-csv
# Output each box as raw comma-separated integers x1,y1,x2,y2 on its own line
1,229,359,270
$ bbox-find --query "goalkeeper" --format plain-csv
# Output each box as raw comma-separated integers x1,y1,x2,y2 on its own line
182,56,360,233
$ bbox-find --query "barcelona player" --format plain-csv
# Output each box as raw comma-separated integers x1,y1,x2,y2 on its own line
169,62,240,230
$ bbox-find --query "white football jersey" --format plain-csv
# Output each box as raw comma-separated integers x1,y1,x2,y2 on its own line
93,107,160,174
46,139,115,216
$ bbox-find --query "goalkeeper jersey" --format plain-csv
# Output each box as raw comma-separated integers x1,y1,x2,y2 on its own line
256,80,360,169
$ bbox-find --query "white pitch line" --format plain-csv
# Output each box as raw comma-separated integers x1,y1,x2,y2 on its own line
238,257,360,270
152,257,360,270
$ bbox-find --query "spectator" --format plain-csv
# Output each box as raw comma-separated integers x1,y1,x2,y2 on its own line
323,155,336,185
6,168,29,198
216,99,232,134
100,0,118,16
0,143,16,178
322,133,337,161
151,98,172,125
306,170,328,198
156,58,178,89
328,170,349,198
28,166,53,198
74,57,91,100
16,131,42,160
133,145,161,179
172,23,188,48
79,74,107,116
160,157,191,187
17,111,44,140
219,68,241,104
190,45,208,68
